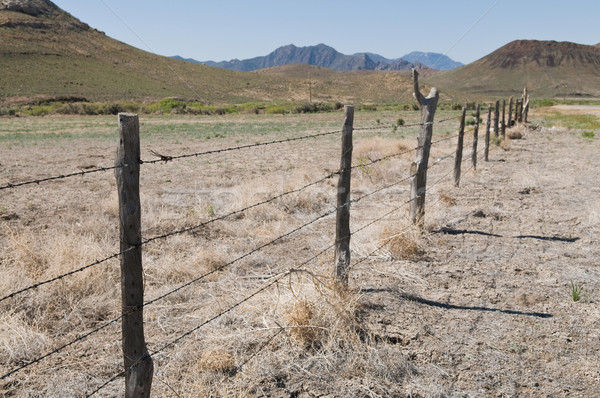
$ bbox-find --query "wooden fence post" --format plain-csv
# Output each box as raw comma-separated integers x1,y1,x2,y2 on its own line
454,107,466,187
410,69,438,226
334,105,354,286
501,99,506,138
508,96,514,127
523,95,530,124
484,105,492,162
516,99,523,123
472,104,480,170
493,100,500,137
115,113,153,398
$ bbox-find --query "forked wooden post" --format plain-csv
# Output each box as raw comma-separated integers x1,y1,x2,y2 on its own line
472,104,480,170
115,113,153,398
334,105,354,286
454,107,466,187
484,105,492,162
493,100,500,137
501,99,506,138
410,70,438,226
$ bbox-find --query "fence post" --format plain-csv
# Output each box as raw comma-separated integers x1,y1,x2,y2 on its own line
523,93,530,124
516,99,523,123
501,99,506,138
410,70,438,226
484,105,492,162
454,107,466,187
472,104,480,170
115,113,153,398
334,105,354,286
493,100,500,137
508,96,514,127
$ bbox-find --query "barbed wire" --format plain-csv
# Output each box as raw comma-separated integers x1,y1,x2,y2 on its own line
86,239,340,396
0,192,341,381
0,112,466,385
0,169,339,304
0,165,122,191
0,115,460,191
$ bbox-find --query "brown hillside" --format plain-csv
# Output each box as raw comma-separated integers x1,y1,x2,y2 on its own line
0,1,424,106
425,40,600,98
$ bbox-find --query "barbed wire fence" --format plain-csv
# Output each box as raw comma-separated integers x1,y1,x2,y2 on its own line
0,75,532,396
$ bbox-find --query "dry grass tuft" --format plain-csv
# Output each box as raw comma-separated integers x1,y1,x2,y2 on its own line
380,226,423,260
285,298,321,349
354,137,411,159
196,349,237,376
439,191,457,206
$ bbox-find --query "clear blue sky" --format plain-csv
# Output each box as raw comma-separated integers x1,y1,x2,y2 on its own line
52,0,599,65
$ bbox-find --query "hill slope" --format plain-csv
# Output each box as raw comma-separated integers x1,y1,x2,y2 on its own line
0,1,424,105
425,40,600,98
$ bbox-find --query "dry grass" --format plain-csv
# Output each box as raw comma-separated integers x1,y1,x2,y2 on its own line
4,110,598,397
379,225,423,260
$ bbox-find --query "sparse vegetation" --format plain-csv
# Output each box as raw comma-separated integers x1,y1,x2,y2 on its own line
570,281,583,302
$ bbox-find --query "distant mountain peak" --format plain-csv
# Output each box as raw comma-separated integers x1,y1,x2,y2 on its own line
401,51,463,71
182,44,440,72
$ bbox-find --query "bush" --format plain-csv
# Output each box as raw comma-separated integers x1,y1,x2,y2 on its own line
265,105,286,114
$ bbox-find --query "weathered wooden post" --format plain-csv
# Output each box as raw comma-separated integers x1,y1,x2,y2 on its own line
501,99,506,138
523,95,530,124
493,100,500,137
484,105,492,162
454,107,466,187
115,113,153,398
410,69,438,226
516,99,523,123
334,105,354,286
508,96,514,127
472,104,480,170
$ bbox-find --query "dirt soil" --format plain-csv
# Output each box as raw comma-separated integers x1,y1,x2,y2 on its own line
354,124,600,396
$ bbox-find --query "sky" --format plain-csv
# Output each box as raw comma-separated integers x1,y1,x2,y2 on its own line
51,0,600,65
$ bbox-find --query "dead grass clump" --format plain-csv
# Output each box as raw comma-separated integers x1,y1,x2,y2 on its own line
439,191,457,206
380,226,423,260
0,313,50,366
353,137,411,159
196,349,237,376
285,298,321,349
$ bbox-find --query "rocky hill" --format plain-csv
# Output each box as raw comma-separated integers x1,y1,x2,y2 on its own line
425,40,600,98
178,44,431,72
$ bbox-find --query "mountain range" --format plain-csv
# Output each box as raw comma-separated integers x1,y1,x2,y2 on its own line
174,44,463,72
1,0,600,105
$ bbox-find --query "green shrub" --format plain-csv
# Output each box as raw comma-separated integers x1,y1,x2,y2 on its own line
265,105,286,114
397,118,405,126
582,131,595,139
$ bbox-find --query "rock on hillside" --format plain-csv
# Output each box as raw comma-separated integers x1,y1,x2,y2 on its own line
0,0,89,29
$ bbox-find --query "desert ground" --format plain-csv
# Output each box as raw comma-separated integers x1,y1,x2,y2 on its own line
0,106,598,397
